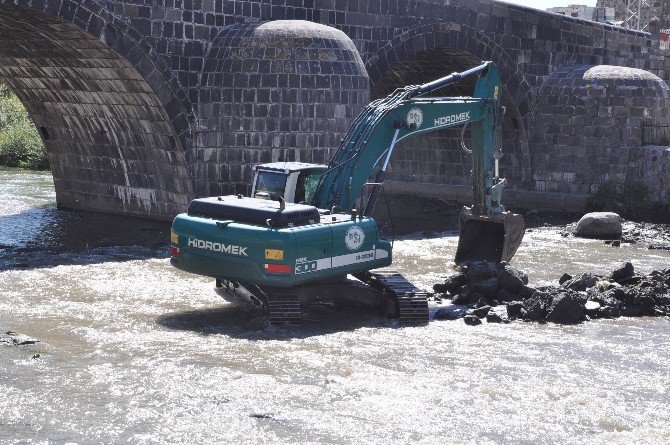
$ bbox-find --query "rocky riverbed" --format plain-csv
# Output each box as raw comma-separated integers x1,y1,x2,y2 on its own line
432,261,670,325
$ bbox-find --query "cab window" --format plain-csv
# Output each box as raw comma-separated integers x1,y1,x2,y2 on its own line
255,171,287,200
295,170,323,204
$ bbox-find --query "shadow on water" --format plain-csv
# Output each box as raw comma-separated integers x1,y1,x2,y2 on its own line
0,204,171,272
156,299,391,340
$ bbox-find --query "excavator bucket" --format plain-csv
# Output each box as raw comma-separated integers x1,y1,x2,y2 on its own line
454,207,525,265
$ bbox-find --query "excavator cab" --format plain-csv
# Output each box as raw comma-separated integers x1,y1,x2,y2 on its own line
252,162,327,204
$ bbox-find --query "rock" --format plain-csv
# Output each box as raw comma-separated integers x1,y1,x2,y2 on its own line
507,301,524,319
434,307,466,321
558,273,573,285
467,292,484,306
433,273,468,293
518,285,537,299
620,306,642,317
464,315,482,326
573,212,622,239
616,275,642,285
486,306,509,323
451,292,470,306
638,296,655,315
495,288,518,303
470,305,491,318
486,312,503,323
599,305,620,318
470,277,499,298
545,292,585,324
523,291,553,321
0,332,39,346
611,287,639,305
584,300,601,316
563,273,601,291
496,263,528,293
652,293,670,307
465,261,497,283
610,262,635,282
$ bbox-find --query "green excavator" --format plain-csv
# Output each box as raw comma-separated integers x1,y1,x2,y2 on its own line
170,62,525,324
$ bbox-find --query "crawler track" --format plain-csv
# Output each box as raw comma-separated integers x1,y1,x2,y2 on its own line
229,269,429,325
356,269,430,324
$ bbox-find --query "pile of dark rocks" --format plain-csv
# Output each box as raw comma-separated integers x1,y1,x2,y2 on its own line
432,261,670,325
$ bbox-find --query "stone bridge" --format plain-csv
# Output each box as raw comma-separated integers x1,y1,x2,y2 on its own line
1,0,668,219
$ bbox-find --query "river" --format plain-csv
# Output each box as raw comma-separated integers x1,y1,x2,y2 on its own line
1,167,669,444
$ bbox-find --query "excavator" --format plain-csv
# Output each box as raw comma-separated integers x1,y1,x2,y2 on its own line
169,62,525,324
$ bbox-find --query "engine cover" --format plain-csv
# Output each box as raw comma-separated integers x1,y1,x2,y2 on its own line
187,195,320,228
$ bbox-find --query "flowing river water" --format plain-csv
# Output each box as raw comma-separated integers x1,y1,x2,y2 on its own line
1,167,669,444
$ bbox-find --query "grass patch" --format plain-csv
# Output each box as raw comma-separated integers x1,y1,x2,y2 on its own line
0,84,49,170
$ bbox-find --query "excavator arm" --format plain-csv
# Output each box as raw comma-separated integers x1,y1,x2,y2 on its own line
313,62,524,263
313,62,501,213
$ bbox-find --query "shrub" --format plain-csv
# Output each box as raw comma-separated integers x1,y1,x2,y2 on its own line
586,179,652,220
0,83,48,170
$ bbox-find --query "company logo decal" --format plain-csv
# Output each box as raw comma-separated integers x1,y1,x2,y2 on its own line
434,111,470,127
188,238,248,256
406,107,423,129
345,226,365,251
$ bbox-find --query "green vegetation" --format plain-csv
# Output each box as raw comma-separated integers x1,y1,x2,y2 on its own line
587,179,669,223
0,84,48,170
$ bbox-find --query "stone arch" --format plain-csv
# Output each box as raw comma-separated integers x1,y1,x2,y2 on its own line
2,0,196,144
365,23,534,190
0,2,194,218
196,20,370,197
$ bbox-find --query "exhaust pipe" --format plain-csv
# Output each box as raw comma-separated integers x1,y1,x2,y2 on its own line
455,207,525,265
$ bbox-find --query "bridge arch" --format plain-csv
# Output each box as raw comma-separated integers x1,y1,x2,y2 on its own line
366,22,534,191
0,1,194,218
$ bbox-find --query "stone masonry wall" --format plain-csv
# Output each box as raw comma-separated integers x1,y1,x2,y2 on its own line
638,146,670,202
1,0,669,218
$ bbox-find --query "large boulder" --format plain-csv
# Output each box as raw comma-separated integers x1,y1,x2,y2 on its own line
573,212,622,239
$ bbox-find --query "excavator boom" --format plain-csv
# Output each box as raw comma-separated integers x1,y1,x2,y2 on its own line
312,61,524,264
